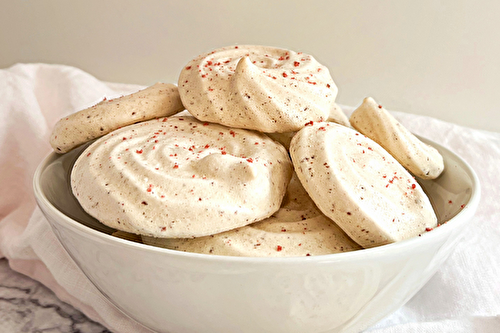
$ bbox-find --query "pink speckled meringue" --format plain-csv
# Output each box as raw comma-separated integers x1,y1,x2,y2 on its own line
350,97,444,179
50,83,184,153
178,45,340,133
290,122,437,248
267,103,350,150
142,173,361,257
71,116,292,238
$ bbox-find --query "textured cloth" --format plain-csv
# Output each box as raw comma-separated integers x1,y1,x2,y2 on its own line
0,64,498,332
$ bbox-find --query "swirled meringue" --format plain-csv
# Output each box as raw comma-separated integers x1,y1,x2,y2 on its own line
290,122,437,248
350,97,444,179
178,45,338,133
71,116,293,238
50,83,184,153
142,173,361,257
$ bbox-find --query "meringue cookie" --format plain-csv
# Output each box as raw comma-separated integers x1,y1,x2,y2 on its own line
327,102,350,127
266,131,296,151
267,103,349,150
178,45,338,133
350,97,444,179
71,116,293,238
142,173,361,257
50,83,184,153
290,122,437,248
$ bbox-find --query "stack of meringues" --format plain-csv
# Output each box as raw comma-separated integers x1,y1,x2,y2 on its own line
50,45,443,257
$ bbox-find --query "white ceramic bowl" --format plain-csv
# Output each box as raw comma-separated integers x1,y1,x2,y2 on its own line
33,137,480,333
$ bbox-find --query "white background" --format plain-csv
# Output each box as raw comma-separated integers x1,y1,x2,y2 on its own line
2,0,499,132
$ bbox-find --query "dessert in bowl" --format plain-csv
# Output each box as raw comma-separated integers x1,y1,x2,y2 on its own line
34,45,480,332
34,134,479,333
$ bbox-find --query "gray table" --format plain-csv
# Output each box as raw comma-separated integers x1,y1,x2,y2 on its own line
0,258,110,333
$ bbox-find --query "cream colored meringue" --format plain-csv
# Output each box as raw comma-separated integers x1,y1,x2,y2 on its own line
178,45,338,133
50,83,184,153
327,102,350,127
71,116,293,238
267,103,349,150
350,97,444,179
290,122,437,248
142,173,361,257
266,131,296,151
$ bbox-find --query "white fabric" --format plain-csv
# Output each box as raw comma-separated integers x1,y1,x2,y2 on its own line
0,63,498,332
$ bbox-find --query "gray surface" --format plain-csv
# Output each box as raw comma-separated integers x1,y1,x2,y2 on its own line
0,258,110,333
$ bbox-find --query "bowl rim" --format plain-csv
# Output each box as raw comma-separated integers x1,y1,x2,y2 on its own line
33,136,481,265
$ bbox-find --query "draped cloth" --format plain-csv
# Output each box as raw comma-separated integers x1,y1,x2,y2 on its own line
0,64,498,332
